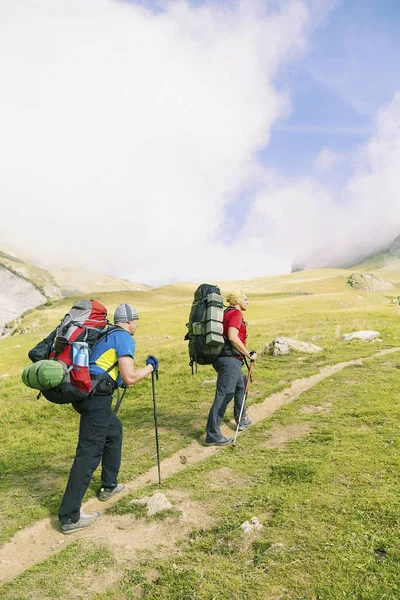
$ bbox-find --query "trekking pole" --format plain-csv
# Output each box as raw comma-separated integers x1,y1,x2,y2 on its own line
113,385,128,415
233,361,254,447
151,369,162,487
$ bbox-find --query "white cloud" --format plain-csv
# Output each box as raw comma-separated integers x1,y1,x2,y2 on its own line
0,0,334,285
313,147,341,171
6,0,398,286
343,93,400,248
241,92,400,270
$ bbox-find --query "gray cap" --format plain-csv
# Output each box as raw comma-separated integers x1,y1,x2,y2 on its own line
114,303,139,324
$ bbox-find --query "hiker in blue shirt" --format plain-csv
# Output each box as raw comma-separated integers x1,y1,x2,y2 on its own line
59,303,159,534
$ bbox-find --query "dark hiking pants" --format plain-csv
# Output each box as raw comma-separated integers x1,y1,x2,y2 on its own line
58,393,122,524
206,356,247,442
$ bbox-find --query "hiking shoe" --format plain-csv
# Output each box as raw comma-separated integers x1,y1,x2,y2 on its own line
98,483,125,502
204,436,233,446
60,511,101,534
237,417,252,431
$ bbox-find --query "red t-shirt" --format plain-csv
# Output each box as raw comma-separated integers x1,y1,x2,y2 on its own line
223,308,247,346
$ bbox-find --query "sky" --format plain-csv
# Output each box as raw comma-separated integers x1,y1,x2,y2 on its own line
0,0,399,286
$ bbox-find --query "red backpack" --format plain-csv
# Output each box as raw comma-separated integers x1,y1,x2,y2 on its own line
28,299,112,404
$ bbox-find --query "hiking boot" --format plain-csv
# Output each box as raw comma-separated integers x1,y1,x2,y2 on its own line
237,417,252,431
60,511,101,534
98,483,125,502
204,436,233,446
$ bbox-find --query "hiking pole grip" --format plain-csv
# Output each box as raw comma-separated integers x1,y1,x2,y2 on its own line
151,370,162,487
248,351,256,383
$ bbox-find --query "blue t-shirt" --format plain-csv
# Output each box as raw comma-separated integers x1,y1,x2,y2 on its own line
89,328,135,388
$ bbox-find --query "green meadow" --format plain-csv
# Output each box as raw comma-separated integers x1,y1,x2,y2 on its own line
1,267,400,599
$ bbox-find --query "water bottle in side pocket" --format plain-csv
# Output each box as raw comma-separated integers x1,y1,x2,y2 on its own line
72,342,89,367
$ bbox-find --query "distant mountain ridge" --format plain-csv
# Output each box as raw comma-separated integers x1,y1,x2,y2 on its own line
3,235,400,338
292,235,400,274
0,249,150,336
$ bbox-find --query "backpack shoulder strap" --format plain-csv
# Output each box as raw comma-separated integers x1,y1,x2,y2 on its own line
94,324,131,346
224,306,245,325
220,307,246,359
89,325,132,395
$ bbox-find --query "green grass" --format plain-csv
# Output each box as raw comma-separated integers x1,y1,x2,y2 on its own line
87,354,400,600
0,542,116,600
2,272,400,598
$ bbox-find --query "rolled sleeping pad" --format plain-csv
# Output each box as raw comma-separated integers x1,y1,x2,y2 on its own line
22,360,66,390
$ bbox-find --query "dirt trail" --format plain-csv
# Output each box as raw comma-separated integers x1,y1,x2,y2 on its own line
1,347,398,587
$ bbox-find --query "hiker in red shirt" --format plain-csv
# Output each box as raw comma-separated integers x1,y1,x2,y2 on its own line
204,291,257,446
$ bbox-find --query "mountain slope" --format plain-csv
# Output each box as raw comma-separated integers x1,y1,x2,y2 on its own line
0,249,150,336
0,250,62,300
50,267,151,296
348,251,400,277
0,265,48,336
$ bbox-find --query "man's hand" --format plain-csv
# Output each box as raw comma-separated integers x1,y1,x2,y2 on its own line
146,355,159,371
249,350,258,362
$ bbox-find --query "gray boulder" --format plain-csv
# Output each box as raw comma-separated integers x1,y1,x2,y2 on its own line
130,492,173,516
341,330,381,342
348,272,393,291
267,337,323,356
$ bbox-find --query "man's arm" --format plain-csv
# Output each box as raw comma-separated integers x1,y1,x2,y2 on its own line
118,355,154,386
227,327,257,361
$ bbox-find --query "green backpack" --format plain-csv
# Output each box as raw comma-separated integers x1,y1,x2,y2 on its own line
22,360,66,391
184,283,225,373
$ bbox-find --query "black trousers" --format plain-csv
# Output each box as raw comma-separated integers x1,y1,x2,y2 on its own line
58,393,122,524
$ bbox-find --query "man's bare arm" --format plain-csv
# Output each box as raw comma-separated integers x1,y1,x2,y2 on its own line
118,355,153,386
227,327,257,361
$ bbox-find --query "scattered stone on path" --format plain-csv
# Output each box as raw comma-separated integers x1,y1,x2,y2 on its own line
341,330,381,342
266,337,323,356
348,272,393,291
240,517,263,534
130,492,173,516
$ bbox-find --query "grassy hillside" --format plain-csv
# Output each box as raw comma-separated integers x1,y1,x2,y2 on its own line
349,251,400,277
1,269,400,598
50,267,151,296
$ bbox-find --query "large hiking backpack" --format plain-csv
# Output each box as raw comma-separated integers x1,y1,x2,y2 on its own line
184,284,225,371
22,299,115,404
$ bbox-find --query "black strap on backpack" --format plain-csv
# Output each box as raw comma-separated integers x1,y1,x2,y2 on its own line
113,385,128,415
218,307,246,360
87,325,131,398
88,360,119,397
